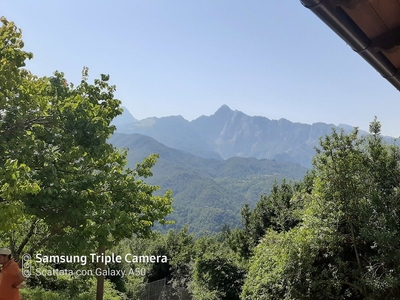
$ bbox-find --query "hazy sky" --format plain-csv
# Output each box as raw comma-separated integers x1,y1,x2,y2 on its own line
3,1,400,137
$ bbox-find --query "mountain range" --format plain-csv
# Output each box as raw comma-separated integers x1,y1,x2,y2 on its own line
113,105,373,168
109,105,395,233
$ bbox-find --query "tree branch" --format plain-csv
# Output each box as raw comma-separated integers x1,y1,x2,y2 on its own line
16,219,40,259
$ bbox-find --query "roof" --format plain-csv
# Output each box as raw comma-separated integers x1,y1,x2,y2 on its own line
301,0,400,91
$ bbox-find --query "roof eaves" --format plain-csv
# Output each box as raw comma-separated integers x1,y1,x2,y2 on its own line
301,0,400,91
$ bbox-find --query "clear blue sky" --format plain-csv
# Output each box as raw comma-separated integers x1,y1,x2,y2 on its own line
3,1,400,137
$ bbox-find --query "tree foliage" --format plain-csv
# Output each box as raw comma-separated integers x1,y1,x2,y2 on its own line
242,120,400,299
226,179,301,260
0,16,172,260
190,234,246,300
0,16,39,231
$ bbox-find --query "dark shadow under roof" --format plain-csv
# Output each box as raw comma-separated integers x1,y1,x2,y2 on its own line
301,0,400,91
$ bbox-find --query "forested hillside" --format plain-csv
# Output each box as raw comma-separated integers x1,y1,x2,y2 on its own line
109,133,307,233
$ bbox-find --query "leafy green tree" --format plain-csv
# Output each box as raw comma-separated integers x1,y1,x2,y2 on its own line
98,227,195,298
249,180,300,240
0,17,173,299
242,121,400,299
0,17,40,232
190,235,246,300
226,180,301,260
146,227,194,285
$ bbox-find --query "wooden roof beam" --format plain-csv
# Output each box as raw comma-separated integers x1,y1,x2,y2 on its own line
371,27,400,52
331,0,371,9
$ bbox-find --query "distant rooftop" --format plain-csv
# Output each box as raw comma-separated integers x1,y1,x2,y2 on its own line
301,0,400,91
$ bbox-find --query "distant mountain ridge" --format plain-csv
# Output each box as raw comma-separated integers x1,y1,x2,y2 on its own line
115,105,369,167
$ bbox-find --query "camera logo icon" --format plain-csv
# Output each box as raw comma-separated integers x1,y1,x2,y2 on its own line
21,253,31,278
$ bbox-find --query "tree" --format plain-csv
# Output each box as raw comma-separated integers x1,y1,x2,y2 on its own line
190,235,246,300
0,16,39,232
226,180,301,260
0,17,173,299
242,121,400,299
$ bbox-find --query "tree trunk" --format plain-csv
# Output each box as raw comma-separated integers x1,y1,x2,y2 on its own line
96,244,106,300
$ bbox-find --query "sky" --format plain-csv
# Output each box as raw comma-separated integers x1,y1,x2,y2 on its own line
3,1,400,137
